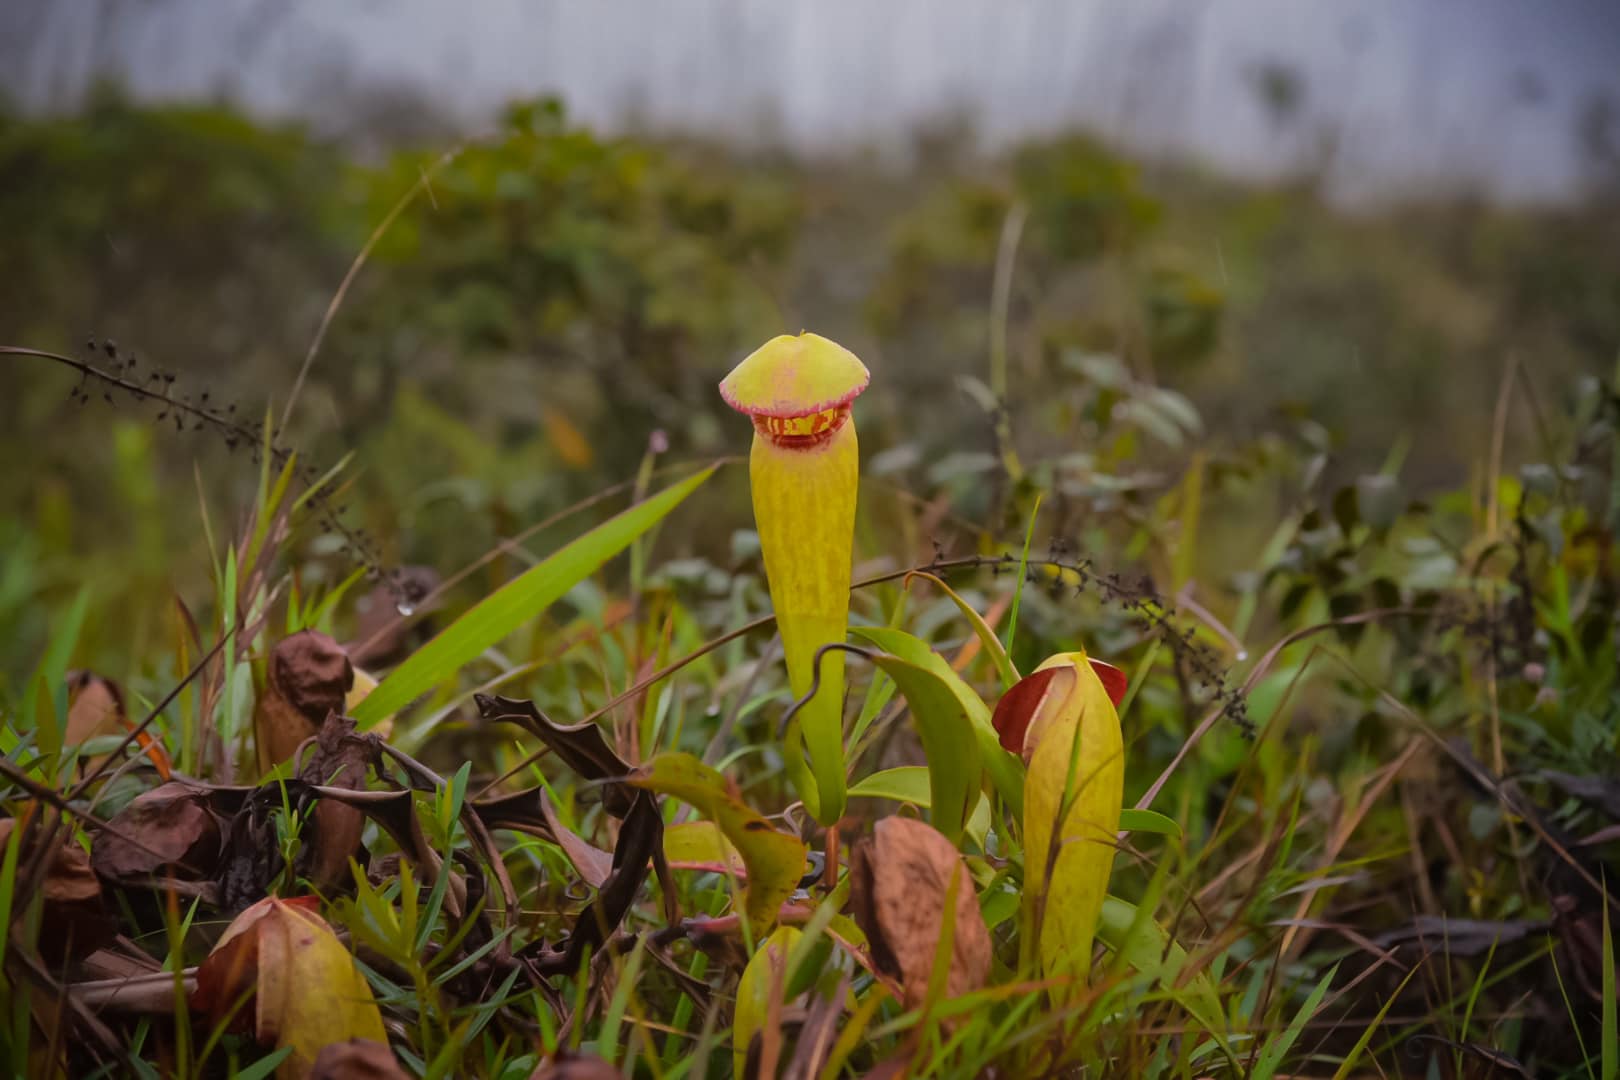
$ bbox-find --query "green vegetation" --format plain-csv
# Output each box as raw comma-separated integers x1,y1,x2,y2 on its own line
2,89,1619,1076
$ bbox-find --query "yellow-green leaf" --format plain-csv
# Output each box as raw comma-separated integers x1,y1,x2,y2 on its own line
1023,652,1124,993
1118,807,1182,840
194,896,386,1079
629,753,806,937
849,626,1023,814
1097,895,1227,1040
848,766,992,850
663,820,744,875
733,926,801,1078
901,570,1020,689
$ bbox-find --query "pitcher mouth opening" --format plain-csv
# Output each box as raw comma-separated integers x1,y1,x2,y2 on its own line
752,404,850,449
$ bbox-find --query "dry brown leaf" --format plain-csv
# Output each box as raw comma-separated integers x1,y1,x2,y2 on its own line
255,630,355,772
309,1038,409,1080
849,816,991,1010
538,789,613,888
193,895,387,1079
345,566,440,670
65,671,126,773
0,817,114,963
295,714,380,892
90,781,225,884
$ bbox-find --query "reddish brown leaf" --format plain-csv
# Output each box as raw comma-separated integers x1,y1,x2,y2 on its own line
65,671,124,763
66,671,172,779
538,790,613,888
295,714,381,892
90,781,226,884
848,817,991,1009
989,666,1069,755
474,695,636,816
345,566,441,670
256,631,355,771
1089,658,1129,708
0,817,114,962
309,1038,409,1080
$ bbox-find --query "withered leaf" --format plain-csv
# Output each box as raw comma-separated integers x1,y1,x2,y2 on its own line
1372,915,1549,956
345,565,441,670
256,630,355,771
300,785,466,919
0,817,114,962
295,714,380,893
849,817,991,1009
539,790,612,888
475,694,672,928
194,895,387,1079
1541,770,1620,821
309,1038,409,1080
474,695,635,816
783,974,851,1080
526,789,664,974
470,786,612,888
65,670,125,773
91,781,227,884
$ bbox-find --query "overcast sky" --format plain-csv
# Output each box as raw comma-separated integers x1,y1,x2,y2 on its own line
6,0,1619,203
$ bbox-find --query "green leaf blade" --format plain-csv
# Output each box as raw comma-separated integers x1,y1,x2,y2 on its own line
353,467,715,726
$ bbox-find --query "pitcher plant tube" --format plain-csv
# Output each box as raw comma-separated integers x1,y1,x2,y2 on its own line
720,332,869,826
994,651,1125,995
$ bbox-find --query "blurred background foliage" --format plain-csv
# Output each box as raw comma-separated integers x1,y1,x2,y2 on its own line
5,74,1620,1073
2,84,1618,682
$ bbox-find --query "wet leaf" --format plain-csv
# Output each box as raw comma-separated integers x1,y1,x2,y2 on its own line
193,895,386,1079
255,630,355,772
849,817,991,1010
629,753,806,937
345,565,441,670
1022,652,1124,992
734,925,801,1078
